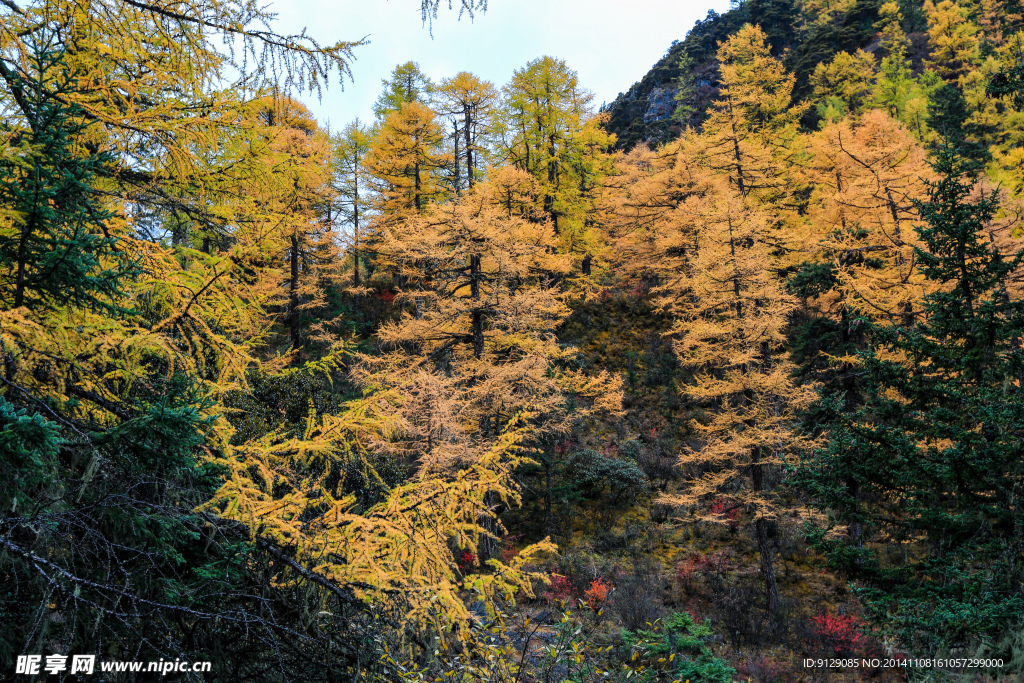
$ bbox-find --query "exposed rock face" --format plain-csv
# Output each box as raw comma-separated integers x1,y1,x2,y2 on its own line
602,8,742,150
643,85,679,124
602,0,887,150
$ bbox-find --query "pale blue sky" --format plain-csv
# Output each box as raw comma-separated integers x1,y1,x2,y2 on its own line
272,0,733,129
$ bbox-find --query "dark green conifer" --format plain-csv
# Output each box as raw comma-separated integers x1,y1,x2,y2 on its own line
798,145,1024,655
0,36,138,312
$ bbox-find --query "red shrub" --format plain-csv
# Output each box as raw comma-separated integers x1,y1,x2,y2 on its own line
583,578,613,609
456,550,477,573
709,497,741,529
377,289,396,304
544,573,575,605
675,550,734,593
499,536,521,564
554,439,574,456
808,612,870,657
629,279,650,300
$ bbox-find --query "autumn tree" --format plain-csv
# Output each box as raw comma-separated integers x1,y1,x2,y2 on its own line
333,119,373,287
498,56,613,262
251,97,339,350
924,0,982,82
656,177,816,622
809,50,877,123
436,71,498,193
796,110,932,327
354,173,621,472
374,61,434,120
873,1,916,121
0,0,532,675
366,101,451,217
697,24,805,207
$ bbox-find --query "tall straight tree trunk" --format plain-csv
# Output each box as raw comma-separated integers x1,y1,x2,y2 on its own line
470,254,483,359
353,209,361,287
414,161,421,212
452,120,461,196
464,106,474,189
353,160,361,287
289,233,300,349
751,448,780,620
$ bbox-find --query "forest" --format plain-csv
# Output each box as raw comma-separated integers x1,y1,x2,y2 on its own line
0,0,1022,680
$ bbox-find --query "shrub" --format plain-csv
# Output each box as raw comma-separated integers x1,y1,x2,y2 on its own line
675,549,733,595
736,655,793,683
456,550,477,573
807,612,870,657
568,448,647,503
622,611,737,683
544,573,576,605
499,536,521,564
583,578,613,610
612,562,662,630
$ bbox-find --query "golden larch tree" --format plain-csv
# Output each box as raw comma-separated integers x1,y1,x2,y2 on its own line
657,177,817,621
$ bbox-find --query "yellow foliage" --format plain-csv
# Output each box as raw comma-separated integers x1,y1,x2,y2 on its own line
202,407,556,635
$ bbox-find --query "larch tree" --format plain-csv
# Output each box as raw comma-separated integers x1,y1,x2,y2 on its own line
436,71,498,194
374,61,434,120
366,101,451,218
798,109,933,327
255,97,339,351
809,50,877,123
353,172,622,473
498,56,613,265
873,1,916,121
600,132,707,287
697,24,805,205
364,100,452,308
656,175,817,623
333,119,373,288
1,0,552,675
924,0,982,83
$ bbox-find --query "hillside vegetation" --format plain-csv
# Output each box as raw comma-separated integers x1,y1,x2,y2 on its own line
1,0,1023,681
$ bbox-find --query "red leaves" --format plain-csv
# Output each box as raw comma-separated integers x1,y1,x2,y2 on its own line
582,578,613,609
456,549,477,573
544,573,575,604
808,612,871,657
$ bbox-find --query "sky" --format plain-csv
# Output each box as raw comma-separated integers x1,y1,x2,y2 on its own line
271,0,734,130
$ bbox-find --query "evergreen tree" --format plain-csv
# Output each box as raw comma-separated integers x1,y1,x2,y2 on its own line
798,145,1024,655
0,38,138,312
373,61,434,120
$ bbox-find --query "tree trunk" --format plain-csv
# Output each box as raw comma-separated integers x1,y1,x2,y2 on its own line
289,233,300,349
471,254,483,358
353,165,361,287
414,161,421,212
452,120,461,196
14,219,32,309
464,106,474,189
751,451,779,620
